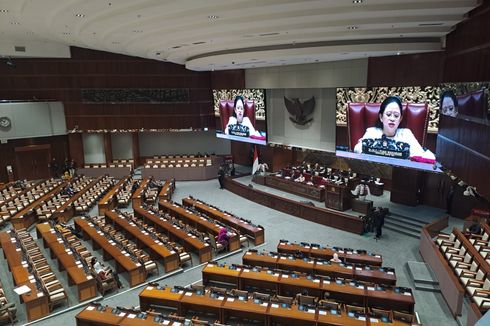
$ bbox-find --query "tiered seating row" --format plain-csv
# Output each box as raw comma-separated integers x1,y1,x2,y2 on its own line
105,209,185,272
243,250,396,286
74,216,151,287
0,229,68,321
76,304,226,326
139,284,420,326
74,176,115,214
182,196,264,245
202,262,415,313
134,205,212,264
159,200,243,252
116,178,137,207
158,179,175,200
435,226,490,312
98,176,131,215
277,240,382,266
36,223,98,301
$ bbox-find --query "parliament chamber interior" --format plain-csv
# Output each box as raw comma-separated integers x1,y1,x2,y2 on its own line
0,1,489,326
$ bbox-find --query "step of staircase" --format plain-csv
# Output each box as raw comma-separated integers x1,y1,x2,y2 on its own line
384,223,421,238
407,261,440,292
385,219,423,234
387,214,427,229
388,211,429,226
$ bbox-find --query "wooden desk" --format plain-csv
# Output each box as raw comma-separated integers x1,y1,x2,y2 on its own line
159,200,240,251
131,178,149,208
158,179,175,200
325,183,352,211
265,175,325,201
277,241,382,266
76,306,127,326
202,264,414,312
105,210,180,272
98,177,129,216
243,251,396,286
134,205,212,264
74,218,147,287
182,197,265,245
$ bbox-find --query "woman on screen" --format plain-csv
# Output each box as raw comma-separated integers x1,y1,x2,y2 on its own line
440,90,458,117
353,96,435,160
224,95,261,137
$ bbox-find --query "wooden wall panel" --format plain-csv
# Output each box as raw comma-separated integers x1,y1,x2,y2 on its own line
0,135,68,182
0,46,222,131
68,133,84,167
443,2,490,82
367,52,444,87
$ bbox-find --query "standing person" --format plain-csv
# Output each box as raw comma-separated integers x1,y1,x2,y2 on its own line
50,157,59,178
374,208,385,240
218,166,225,189
69,159,76,177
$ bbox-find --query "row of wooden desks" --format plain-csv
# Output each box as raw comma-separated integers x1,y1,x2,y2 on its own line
202,263,414,313
158,200,241,251
139,286,410,326
10,181,66,230
36,223,98,301
265,175,326,201
53,177,102,223
277,241,382,266
76,305,188,326
98,177,130,216
0,231,50,321
182,197,264,245
134,205,212,263
243,251,396,286
74,218,147,287
104,210,180,272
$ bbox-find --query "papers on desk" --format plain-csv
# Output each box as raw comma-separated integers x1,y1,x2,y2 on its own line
367,286,376,291
37,292,44,297
227,298,235,302
184,292,193,296
282,274,289,278
86,306,95,311
307,308,315,313
319,310,327,315
163,320,171,325
403,292,412,296
370,318,379,322
127,314,136,319
243,269,250,273
387,271,394,275
313,279,320,283
146,286,154,290
245,252,252,255
118,312,126,317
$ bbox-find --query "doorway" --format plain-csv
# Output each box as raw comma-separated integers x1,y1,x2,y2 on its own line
14,144,51,180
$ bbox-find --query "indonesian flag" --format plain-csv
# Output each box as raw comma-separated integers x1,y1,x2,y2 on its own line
252,146,259,175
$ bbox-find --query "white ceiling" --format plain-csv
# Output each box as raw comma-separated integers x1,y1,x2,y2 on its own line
0,0,480,71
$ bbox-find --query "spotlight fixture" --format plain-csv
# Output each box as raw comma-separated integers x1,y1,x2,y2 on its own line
347,26,358,30
75,13,85,17
0,9,9,13
353,0,363,3
207,15,219,19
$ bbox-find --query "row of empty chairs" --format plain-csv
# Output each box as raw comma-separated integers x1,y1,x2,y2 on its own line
69,176,93,192
0,179,61,221
11,228,68,311
84,215,158,276
143,182,159,205
116,209,191,266
0,182,27,205
436,227,490,312
144,161,211,169
83,162,133,171
74,176,115,213
35,193,71,222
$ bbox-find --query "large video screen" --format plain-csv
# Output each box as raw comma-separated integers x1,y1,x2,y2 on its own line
213,89,267,145
335,86,444,172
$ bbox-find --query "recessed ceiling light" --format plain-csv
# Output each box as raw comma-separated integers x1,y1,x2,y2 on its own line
10,21,20,25
353,0,363,3
347,26,358,30
207,15,219,19
75,13,85,18
62,32,71,35
112,41,120,44
132,30,143,33
0,9,9,13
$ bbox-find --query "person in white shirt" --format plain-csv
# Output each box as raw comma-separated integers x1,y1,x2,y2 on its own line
224,96,261,137
353,96,435,160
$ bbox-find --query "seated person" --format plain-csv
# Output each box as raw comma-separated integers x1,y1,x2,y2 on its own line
440,90,458,117
91,257,123,288
353,96,435,160
294,173,305,183
330,253,342,263
224,96,261,137
351,181,370,201
216,227,229,248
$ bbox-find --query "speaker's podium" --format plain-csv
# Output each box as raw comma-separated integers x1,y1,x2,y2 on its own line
325,183,352,211
352,198,374,215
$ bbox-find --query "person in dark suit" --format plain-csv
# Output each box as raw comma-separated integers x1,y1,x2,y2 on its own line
218,166,225,189
374,208,385,240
